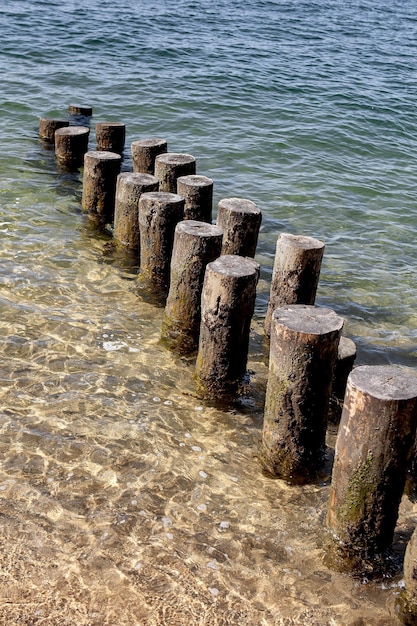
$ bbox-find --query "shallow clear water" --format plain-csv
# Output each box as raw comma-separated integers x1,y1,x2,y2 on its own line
0,0,416,623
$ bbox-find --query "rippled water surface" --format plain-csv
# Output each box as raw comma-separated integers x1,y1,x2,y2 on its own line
0,0,416,624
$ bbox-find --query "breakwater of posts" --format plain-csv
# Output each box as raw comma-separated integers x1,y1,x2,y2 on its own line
39,105,417,623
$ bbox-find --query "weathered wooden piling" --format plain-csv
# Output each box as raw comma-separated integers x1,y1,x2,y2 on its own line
54,126,90,169
68,104,93,126
113,172,159,251
177,175,213,222
155,152,196,193
264,233,325,337
39,117,69,142
138,192,185,296
131,138,168,175
81,150,122,225
68,104,93,117
162,221,223,354
326,365,417,569
398,527,417,625
216,197,262,258
96,122,126,154
195,254,260,399
329,336,357,423
261,305,343,482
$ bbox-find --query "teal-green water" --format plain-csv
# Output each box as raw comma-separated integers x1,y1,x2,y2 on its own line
0,1,416,624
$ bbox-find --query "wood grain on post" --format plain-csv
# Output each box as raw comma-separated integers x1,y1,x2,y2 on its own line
326,365,417,568
264,233,325,337
81,150,122,226
113,172,159,251
155,152,196,193
196,255,260,399
216,197,262,258
96,122,126,154
131,138,168,175
162,221,223,355
398,527,417,625
261,305,343,483
54,126,90,169
329,336,357,423
138,192,185,297
177,175,213,222
39,117,69,142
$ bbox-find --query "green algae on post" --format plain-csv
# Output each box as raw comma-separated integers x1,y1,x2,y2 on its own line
326,365,417,572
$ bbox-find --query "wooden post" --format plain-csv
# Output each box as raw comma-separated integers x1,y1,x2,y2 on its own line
39,117,69,142
177,175,213,222
196,255,260,399
326,365,417,569
261,305,343,483
113,172,159,251
68,104,93,125
162,221,223,354
264,233,325,337
216,197,262,258
96,122,126,154
54,126,90,169
329,336,357,423
398,527,417,625
155,152,196,193
131,138,168,175
81,150,122,226
138,192,185,297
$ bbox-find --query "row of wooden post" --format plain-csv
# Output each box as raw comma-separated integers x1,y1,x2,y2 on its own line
40,107,417,621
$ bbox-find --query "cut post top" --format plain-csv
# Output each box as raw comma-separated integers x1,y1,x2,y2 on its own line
175,220,222,238
338,336,357,360
278,232,324,251
117,172,159,185
140,191,184,204
177,174,213,188
348,365,417,401
218,197,261,215
84,150,122,161
207,254,260,278
55,126,90,137
155,152,196,165
132,137,167,148
272,305,344,336
96,121,125,128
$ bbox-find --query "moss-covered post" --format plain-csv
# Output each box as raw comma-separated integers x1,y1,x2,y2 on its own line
138,192,185,298
264,233,325,337
155,153,196,193
261,305,343,483
329,336,357,423
162,221,223,354
39,117,69,142
326,365,417,569
196,255,260,399
55,126,90,169
81,151,122,226
131,138,168,175
96,122,126,155
177,175,213,222
113,172,159,251
216,197,262,258
398,527,417,625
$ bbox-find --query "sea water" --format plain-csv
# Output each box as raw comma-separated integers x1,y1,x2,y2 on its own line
0,0,416,623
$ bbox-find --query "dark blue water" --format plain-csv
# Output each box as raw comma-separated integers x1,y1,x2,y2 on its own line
0,1,416,624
